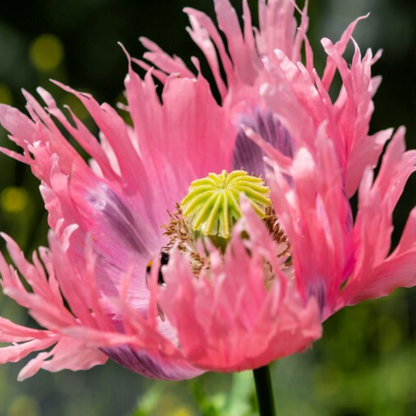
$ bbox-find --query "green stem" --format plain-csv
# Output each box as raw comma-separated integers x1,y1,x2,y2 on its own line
253,365,276,416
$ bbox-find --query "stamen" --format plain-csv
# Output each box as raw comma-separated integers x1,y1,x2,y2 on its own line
162,205,209,276
263,206,291,259
262,206,293,289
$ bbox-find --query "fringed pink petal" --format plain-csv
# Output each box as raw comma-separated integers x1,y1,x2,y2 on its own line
240,125,293,174
233,107,294,176
265,123,353,317
0,92,157,296
68,172,160,301
0,317,51,343
0,104,36,144
242,0,258,70
0,88,164,299
321,36,387,196
21,90,89,180
132,58,169,84
1,231,105,332
52,81,143,193
0,63,237,308
183,7,235,89
140,0,306,115
268,48,330,125
338,129,416,306
0,319,100,382
257,0,299,61
291,0,309,64
35,337,108,373
158,198,322,372
213,0,259,84
185,14,228,100
0,338,57,366
58,252,205,381
260,78,315,150
124,65,236,220
1,226,204,381
102,344,203,381
345,128,392,197
360,207,416,299
139,37,195,79
36,87,120,182
0,239,76,329
18,337,108,381
321,15,369,90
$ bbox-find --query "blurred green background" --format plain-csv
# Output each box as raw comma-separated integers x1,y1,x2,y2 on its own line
0,0,416,415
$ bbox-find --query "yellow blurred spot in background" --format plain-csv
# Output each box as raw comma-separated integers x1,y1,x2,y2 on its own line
30,34,64,72
1,187,29,213
169,408,194,416
8,395,39,416
0,84,13,105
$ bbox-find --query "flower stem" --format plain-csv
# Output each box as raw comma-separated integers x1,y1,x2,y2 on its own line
253,365,276,416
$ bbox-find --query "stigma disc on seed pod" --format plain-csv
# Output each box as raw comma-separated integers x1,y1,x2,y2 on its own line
180,170,271,239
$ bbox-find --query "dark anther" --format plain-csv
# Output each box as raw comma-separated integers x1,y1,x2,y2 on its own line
146,251,170,285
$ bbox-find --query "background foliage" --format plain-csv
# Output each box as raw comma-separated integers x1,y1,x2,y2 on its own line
0,1,416,415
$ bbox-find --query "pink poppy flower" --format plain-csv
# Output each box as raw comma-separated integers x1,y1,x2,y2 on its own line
1,0,415,382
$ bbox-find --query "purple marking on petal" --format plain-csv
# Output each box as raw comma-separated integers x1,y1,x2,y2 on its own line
344,190,354,234
341,190,356,284
308,279,327,318
86,184,152,256
102,346,203,381
80,183,163,303
232,108,293,177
